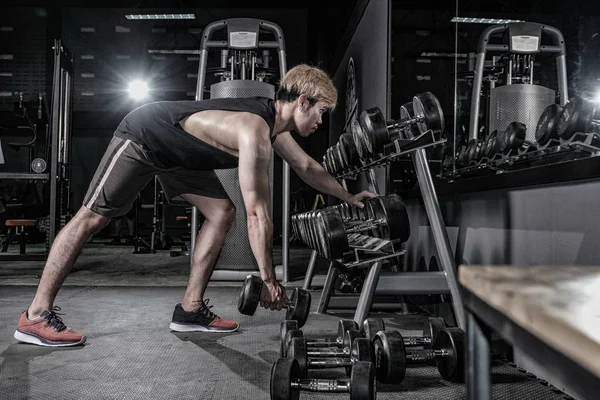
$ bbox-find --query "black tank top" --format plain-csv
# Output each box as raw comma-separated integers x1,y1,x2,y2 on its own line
114,96,276,170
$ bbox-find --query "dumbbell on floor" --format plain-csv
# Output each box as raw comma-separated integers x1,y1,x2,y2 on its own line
280,319,358,357
287,331,373,378
237,275,311,328
373,327,465,384
353,92,445,158
361,316,446,351
270,358,375,400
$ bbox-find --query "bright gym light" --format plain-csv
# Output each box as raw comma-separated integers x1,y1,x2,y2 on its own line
128,80,149,100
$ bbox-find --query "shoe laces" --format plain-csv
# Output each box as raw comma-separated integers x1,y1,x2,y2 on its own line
43,306,67,332
193,299,217,319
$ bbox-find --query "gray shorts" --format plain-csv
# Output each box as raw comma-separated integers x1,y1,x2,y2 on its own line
83,136,230,218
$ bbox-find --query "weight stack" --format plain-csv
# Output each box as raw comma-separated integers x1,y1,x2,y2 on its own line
488,84,555,145
210,80,275,272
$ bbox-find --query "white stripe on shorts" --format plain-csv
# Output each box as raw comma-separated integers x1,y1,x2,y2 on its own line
85,139,131,209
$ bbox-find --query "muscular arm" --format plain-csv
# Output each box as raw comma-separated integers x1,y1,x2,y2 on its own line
238,125,275,284
272,132,353,202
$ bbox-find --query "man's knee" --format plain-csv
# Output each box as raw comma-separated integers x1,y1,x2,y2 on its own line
207,201,236,228
76,206,111,233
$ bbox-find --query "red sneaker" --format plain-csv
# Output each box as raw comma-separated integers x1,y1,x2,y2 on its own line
170,299,239,332
14,306,86,347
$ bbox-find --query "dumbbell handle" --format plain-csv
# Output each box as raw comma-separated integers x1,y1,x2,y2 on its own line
307,357,354,369
345,218,385,234
387,115,422,133
407,348,449,362
307,347,350,358
306,338,342,348
404,337,432,347
291,379,350,392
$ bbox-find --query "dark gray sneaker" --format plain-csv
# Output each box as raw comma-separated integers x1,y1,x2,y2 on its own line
169,299,239,333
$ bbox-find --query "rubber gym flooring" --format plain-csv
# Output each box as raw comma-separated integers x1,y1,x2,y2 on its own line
0,243,573,399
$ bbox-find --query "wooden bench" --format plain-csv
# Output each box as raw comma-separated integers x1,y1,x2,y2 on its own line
459,265,600,400
1,219,37,255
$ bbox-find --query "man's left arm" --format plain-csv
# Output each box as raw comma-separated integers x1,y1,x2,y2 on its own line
272,132,376,207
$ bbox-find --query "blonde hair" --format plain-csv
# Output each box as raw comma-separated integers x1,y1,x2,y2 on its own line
276,64,338,110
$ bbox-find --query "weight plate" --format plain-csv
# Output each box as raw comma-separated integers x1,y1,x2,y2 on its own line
237,275,262,315
413,91,444,135
347,337,374,377
288,337,308,378
535,103,562,146
360,107,388,155
373,194,411,242
270,357,300,400
350,118,369,160
362,317,385,342
280,320,299,357
287,288,311,328
350,361,376,400
433,327,466,383
557,96,584,140
338,319,359,343
483,131,498,158
373,330,407,384
282,329,304,358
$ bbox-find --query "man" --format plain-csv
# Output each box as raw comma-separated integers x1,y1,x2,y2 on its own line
14,64,377,347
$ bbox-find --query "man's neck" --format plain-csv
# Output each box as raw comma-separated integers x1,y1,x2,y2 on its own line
273,100,296,135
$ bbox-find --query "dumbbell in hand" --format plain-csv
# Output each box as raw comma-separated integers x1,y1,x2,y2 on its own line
353,91,444,157
287,330,373,378
372,327,465,384
270,357,375,400
237,275,311,328
280,319,358,357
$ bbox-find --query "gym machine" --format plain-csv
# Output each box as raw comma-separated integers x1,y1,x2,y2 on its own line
440,22,600,180
299,91,465,331
0,39,73,260
190,18,288,280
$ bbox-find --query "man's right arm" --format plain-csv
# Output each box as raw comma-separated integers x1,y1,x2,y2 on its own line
237,123,285,310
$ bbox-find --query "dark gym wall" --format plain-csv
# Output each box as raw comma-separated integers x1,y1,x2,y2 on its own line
328,0,391,198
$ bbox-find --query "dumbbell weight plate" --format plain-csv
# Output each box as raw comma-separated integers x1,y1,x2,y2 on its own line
502,121,527,154
237,274,262,315
368,193,411,242
361,317,385,342
359,107,388,156
280,320,299,357
288,337,309,378
318,209,350,259
464,138,482,165
412,91,444,135
372,330,407,384
424,316,446,366
350,361,376,400
557,96,585,140
283,329,304,358
286,288,311,328
535,103,563,146
346,337,375,377
433,327,466,383
338,132,360,169
350,119,370,160
270,357,300,400
483,131,498,159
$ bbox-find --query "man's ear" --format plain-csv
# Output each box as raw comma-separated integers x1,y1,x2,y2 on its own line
297,93,310,110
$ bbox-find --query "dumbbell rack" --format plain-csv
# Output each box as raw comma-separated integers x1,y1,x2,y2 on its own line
301,129,466,330
439,131,600,181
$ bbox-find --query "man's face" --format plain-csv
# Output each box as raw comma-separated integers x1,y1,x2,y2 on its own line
296,100,329,137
